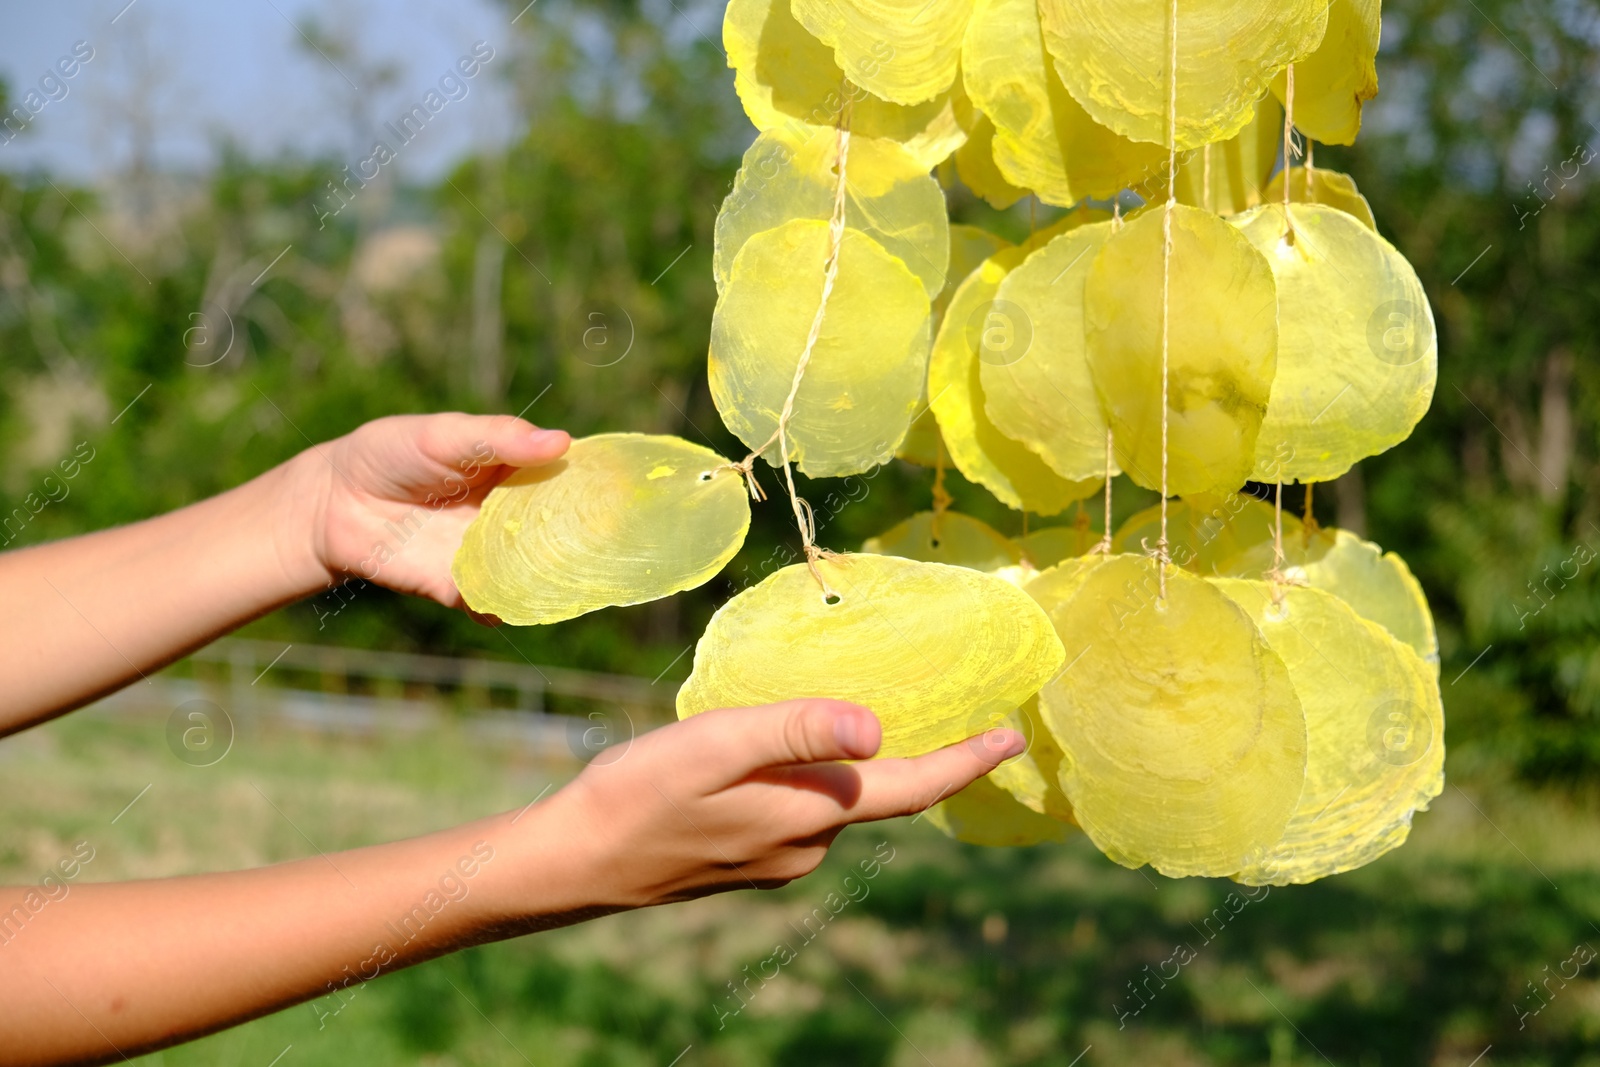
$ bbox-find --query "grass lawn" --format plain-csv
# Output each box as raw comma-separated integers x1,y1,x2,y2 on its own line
4,697,1600,1067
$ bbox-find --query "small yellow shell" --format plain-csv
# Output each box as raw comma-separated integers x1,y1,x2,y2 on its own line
677,554,1066,760
1033,555,1308,877
709,219,931,478
862,510,1020,572
1264,166,1378,230
923,771,1071,847
1270,0,1381,146
1085,205,1280,496
792,0,973,106
1037,0,1328,150
452,434,751,625
1214,580,1444,885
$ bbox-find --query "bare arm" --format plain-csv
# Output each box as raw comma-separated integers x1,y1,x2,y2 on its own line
0,700,1023,1066
0,413,571,735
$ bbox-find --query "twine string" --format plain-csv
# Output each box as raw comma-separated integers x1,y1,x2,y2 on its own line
1155,0,1179,600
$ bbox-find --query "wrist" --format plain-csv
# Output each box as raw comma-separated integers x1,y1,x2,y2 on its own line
268,448,339,597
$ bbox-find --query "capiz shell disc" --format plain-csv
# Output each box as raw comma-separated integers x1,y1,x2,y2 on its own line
677,555,1066,759
452,434,751,625
1034,555,1308,878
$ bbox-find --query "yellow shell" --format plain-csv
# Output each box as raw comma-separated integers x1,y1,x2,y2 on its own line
1232,204,1437,483
1085,204,1280,496
962,0,1166,205
791,0,973,106
716,125,950,299
929,247,1101,514
1225,527,1440,669
1033,555,1308,877
1018,517,1101,570
1111,493,1299,576
1270,0,1381,146
709,218,931,479
983,220,1119,482
862,510,1020,572
1037,0,1328,150
985,694,1077,823
1213,580,1444,885
1264,166,1378,230
923,771,1071,847
452,434,751,625
954,111,1030,210
723,0,969,169
677,554,1066,759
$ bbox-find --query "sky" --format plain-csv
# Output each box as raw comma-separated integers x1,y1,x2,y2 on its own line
0,0,524,182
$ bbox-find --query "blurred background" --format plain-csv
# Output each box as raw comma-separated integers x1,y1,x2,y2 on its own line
0,0,1597,1063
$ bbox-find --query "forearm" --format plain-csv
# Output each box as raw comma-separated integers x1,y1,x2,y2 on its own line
0,452,327,735
0,801,591,1067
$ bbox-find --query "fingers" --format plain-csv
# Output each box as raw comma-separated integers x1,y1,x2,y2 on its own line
838,729,1025,824
414,413,570,476
680,700,883,787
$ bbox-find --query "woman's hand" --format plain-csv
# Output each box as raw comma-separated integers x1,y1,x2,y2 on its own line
511,699,1026,916
283,413,570,610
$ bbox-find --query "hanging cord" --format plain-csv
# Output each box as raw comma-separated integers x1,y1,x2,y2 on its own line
1091,429,1114,555
1267,479,1288,602
1301,481,1320,546
931,434,953,544
724,107,854,597
1282,64,1298,242
1305,139,1316,197
1202,144,1213,213
1154,0,1179,600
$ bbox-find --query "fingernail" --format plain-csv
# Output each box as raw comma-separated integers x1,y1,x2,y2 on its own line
529,429,568,449
987,729,1025,759
834,712,862,754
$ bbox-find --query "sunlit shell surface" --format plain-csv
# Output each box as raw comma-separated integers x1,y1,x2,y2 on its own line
954,112,1030,210
1233,204,1437,483
1111,494,1300,576
1270,0,1381,146
715,125,950,298
963,0,1166,205
1033,555,1308,877
710,219,930,478
792,0,973,106
1085,205,1279,496
677,555,1066,759
983,221,1119,482
1224,527,1440,669
900,224,1014,466
1037,0,1328,150
1214,580,1444,885
930,248,1101,513
862,510,1020,572
1264,166,1378,230
1162,95,1282,216
453,434,751,625
923,771,1072,847
723,0,968,169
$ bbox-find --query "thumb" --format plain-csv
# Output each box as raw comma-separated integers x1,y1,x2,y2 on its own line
682,699,883,787
416,413,570,476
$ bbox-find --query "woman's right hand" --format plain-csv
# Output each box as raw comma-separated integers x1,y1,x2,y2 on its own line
511,700,1024,914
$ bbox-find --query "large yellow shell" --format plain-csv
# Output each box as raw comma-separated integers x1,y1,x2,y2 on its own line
1232,204,1437,483
862,510,1020,572
1033,555,1308,877
709,219,931,479
1111,493,1300,576
1213,580,1444,885
676,555,1066,759
962,0,1166,205
453,434,751,625
930,247,1101,514
715,125,950,299
724,0,968,169
983,221,1119,482
791,0,973,106
1264,166,1378,230
1036,0,1328,150
1085,205,1279,496
1160,95,1283,216
923,771,1071,847
1224,527,1440,669
954,111,1030,209
901,225,1013,466
1270,0,1381,146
